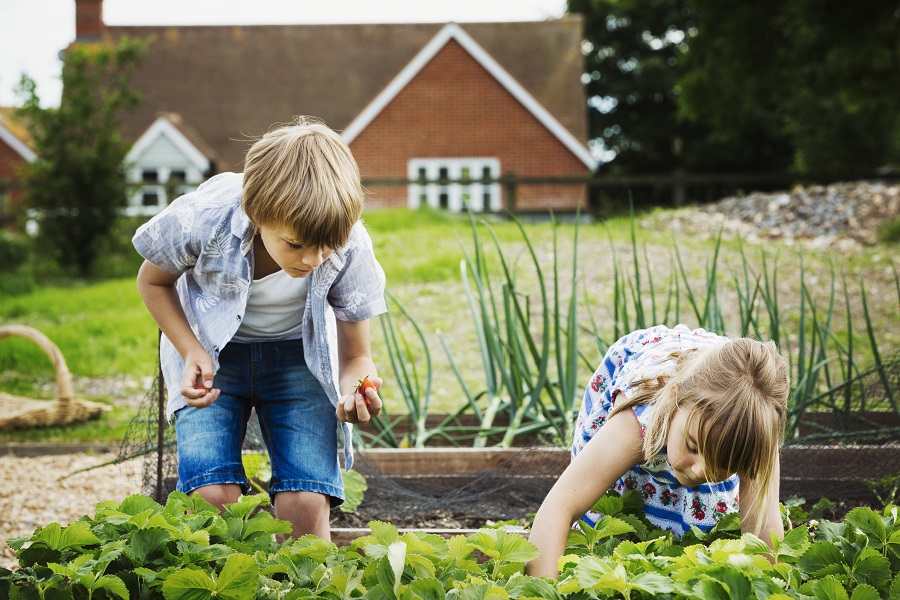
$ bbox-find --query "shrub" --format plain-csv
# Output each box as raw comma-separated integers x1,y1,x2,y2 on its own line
2,491,898,599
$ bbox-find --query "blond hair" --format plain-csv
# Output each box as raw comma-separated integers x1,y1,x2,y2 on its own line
242,116,363,249
610,337,789,534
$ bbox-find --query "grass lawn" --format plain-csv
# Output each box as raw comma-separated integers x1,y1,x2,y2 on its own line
1,206,897,444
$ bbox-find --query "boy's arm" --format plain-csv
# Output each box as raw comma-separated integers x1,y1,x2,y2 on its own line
525,410,643,579
136,260,219,407
739,455,784,549
334,318,382,423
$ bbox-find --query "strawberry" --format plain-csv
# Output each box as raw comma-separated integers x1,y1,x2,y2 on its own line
356,376,376,407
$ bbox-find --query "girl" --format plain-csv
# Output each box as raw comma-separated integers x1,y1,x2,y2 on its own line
526,324,789,579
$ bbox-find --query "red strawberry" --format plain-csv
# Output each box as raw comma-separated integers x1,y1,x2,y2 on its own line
356,376,376,407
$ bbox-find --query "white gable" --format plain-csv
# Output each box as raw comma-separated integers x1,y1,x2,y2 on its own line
341,23,597,170
126,116,211,173
0,119,36,162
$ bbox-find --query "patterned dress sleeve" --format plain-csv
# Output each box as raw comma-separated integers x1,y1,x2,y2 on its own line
572,326,665,455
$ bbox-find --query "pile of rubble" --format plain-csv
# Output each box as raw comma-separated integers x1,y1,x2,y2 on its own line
656,180,900,247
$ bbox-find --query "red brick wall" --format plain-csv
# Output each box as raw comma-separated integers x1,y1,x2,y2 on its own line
350,39,589,212
0,139,27,221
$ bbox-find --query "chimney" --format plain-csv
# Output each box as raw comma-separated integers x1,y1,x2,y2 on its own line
75,0,105,41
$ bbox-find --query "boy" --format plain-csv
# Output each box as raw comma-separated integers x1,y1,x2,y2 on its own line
132,116,386,541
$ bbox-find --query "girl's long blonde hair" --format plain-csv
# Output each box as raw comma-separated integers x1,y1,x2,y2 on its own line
609,337,789,534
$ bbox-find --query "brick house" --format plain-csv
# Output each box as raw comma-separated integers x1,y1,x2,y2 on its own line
74,0,595,214
0,108,35,227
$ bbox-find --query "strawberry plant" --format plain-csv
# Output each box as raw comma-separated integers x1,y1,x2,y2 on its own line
2,491,899,599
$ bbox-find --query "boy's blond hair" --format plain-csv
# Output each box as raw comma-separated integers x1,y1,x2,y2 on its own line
242,116,364,249
610,337,789,534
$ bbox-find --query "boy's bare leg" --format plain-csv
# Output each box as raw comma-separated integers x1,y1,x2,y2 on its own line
274,491,331,541
192,483,242,512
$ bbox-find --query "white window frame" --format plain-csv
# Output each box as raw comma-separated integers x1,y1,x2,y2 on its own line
407,158,501,212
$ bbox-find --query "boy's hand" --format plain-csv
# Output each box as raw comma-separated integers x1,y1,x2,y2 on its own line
337,376,383,424
181,349,220,408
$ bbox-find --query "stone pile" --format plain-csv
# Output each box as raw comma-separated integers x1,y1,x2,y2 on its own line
654,180,900,247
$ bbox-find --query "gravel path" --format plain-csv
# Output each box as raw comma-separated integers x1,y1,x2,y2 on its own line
0,453,143,569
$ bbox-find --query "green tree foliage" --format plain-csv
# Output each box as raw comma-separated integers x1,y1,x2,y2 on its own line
574,0,899,177
686,0,900,175
568,0,698,174
16,37,146,276
569,0,796,178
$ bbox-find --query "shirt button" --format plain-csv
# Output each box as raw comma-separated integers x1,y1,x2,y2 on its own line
236,315,242,321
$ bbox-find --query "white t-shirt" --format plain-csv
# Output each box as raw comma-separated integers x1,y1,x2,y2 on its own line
232,269,308,341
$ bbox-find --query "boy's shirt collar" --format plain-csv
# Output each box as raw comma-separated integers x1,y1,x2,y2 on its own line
231,204,255,256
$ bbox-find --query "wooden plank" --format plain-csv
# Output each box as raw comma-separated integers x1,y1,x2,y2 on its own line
354,447,568,475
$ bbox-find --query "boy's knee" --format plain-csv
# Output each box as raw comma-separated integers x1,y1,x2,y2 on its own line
193,483,242,511
275,490,330,512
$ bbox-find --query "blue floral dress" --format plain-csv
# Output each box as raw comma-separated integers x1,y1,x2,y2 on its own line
573,324,740,535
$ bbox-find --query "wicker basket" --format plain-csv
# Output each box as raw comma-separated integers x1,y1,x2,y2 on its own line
0,324,111,430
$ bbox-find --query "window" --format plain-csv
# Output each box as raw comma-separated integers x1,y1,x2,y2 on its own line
141,189,161,207
142,169,159,183
407,158,501,212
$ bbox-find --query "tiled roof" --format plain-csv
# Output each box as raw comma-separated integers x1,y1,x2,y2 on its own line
106,18,587,171
0,107,33,148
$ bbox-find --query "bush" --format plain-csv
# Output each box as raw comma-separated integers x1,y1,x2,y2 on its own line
2,491,898,599
0,231,30,273
878,217,900,244
0,232,35,295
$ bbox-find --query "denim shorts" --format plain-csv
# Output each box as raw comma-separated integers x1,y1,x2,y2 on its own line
173,338,343,506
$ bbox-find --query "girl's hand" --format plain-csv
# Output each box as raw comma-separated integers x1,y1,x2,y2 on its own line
180,349,220,408
337,376,383,424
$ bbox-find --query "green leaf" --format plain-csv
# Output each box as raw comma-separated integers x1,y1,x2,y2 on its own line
129,527,172,564
35,521,102,551
776,525,812,560
223,494,269,520
692,579,731,600
340,469,368,513
242,512,292,539
386,541,406,597
799,541,847,577
591,494,624,516
162,567,216,600
890,574,900,600
503,573,563,600
574,556,628,595
630,571,676,595
467,529,538,563
706,565,753,599
849,584,882,600
94,574,129,600
409,577,446,600
118,494,163,516
241,452,271,483
844,507,887,549
369,521,401,546
811,577,849,600
851,551,891,592
216,553,259,600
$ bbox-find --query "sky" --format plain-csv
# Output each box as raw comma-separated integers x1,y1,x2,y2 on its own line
0,0,568,107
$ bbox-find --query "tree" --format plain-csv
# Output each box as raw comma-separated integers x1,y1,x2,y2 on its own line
17,36,146,276
679,0,900,175
568,0,698,174
568,0,794,180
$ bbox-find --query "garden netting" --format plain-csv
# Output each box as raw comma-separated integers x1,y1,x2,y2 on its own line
119,351,900,525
